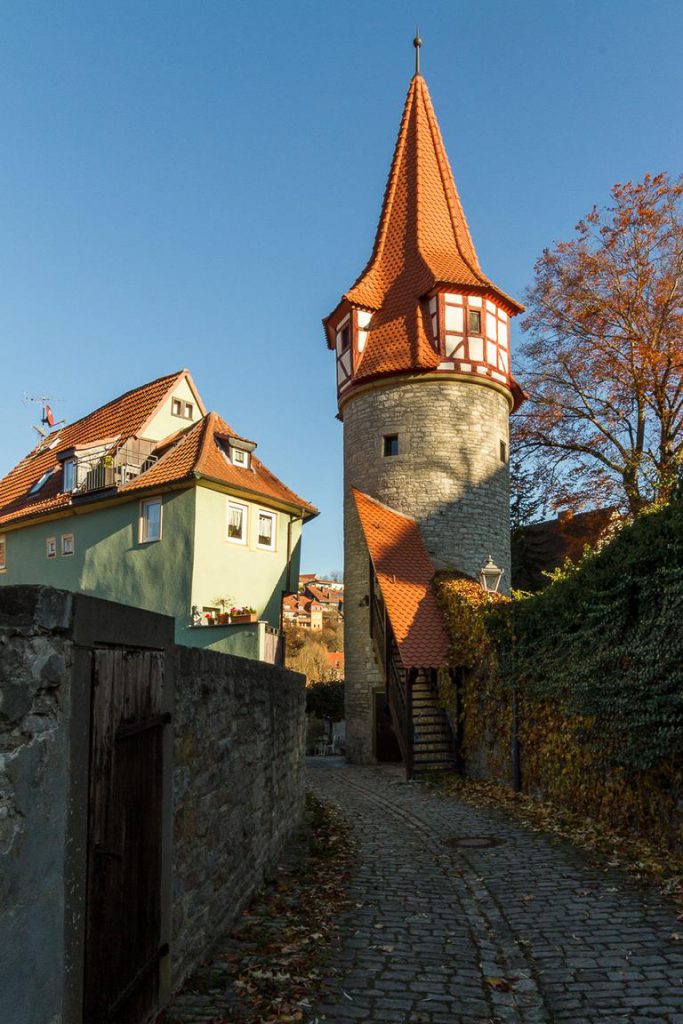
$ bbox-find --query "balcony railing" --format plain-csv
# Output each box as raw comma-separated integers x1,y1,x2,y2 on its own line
72,446,158,495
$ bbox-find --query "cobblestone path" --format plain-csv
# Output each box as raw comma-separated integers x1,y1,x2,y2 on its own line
308,759,683,1024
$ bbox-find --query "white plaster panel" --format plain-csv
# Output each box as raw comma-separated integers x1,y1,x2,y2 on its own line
486,300,496,312
487,341,497,365
459,362,472,372
469,337,484,361
444,293,463,304
357,311,372,328
491,371,506,383
358,330,367,352
438,361,454,369
341,351,351,374
468,296,482,308
429,297,437,314
497,322,508,348
498,309,508,322
445,306,464,332
486,313,497,340
498,350,509,371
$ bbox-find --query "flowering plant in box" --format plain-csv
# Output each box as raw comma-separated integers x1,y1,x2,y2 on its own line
231,606,256,616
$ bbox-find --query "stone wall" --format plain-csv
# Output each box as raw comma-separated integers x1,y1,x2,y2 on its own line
342,376,511,762
171,645,306,988
0,588,74,1024
0,586,306,1024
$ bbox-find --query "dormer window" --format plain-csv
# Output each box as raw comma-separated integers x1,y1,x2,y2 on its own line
63,459,77,492
340,324,351,352
229,446,250,468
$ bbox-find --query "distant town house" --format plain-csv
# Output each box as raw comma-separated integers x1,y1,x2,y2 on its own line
0,369,317,663
282,592,324,631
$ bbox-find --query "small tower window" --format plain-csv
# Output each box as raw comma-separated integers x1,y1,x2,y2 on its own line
340,324,351,353
383,434,399,457
500,440,507,463
468,310,482,334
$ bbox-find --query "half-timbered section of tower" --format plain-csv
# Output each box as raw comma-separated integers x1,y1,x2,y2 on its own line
325,65,524,768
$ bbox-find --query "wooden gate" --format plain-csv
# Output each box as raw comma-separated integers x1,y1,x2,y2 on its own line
83,647,169,1024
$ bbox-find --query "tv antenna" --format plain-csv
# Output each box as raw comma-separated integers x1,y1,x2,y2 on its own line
22,393,66,439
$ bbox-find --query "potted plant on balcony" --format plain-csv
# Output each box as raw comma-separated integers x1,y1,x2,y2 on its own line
230,605,257,624
213,595,234,625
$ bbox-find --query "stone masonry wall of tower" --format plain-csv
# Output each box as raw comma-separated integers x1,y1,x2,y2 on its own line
343,494,383,763
342,376,511,762
344,378,511,580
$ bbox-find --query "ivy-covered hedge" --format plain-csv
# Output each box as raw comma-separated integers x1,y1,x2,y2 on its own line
435,501,683,849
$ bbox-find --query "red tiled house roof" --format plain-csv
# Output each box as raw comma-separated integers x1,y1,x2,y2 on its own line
512,509,620,592
0,371,317,528
324,74,523,399
352,488,449,669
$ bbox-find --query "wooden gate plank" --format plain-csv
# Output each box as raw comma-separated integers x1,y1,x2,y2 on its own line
84,648,166,1024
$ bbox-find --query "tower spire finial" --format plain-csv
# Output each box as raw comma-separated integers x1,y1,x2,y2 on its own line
413,28,422,75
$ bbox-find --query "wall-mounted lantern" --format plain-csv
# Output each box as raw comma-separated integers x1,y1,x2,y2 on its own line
479,555,504,594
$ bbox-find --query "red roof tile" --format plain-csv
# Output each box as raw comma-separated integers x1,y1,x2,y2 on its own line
0,373,317,527
0,370,188,527
352,488,449,668
325,76,522,387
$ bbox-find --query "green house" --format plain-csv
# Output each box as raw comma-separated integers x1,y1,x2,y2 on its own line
0,370,318,662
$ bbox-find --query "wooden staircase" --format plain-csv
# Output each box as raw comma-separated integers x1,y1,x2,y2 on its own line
410,671,456,774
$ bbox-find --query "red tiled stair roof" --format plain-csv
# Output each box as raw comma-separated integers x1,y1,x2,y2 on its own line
352,487,449,669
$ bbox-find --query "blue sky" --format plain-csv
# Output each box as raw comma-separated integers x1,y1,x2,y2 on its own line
1,0,681,572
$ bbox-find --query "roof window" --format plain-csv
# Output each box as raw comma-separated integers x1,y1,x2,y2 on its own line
30,469,53,495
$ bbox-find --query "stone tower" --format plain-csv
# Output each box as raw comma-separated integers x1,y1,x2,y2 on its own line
324,70,524,765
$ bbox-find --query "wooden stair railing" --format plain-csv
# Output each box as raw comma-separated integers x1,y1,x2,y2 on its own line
369,560,414,777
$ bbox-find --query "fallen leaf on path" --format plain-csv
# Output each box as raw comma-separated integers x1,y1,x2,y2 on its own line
485,976,514,992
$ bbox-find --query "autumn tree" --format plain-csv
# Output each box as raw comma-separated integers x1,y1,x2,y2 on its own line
516,173,683,516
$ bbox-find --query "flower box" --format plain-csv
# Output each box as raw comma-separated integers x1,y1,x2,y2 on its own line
230,613,257,624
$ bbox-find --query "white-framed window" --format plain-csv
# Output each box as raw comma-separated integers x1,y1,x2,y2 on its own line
227,500,248,544
172,397,193,419
46,537,57,559
257,509,277,550
63,459,77,492
231,447,249,468
61,533,75,556
0,534,5,571
140,498,162,543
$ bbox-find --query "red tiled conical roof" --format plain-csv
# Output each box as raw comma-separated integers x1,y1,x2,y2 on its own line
326,75,522,386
